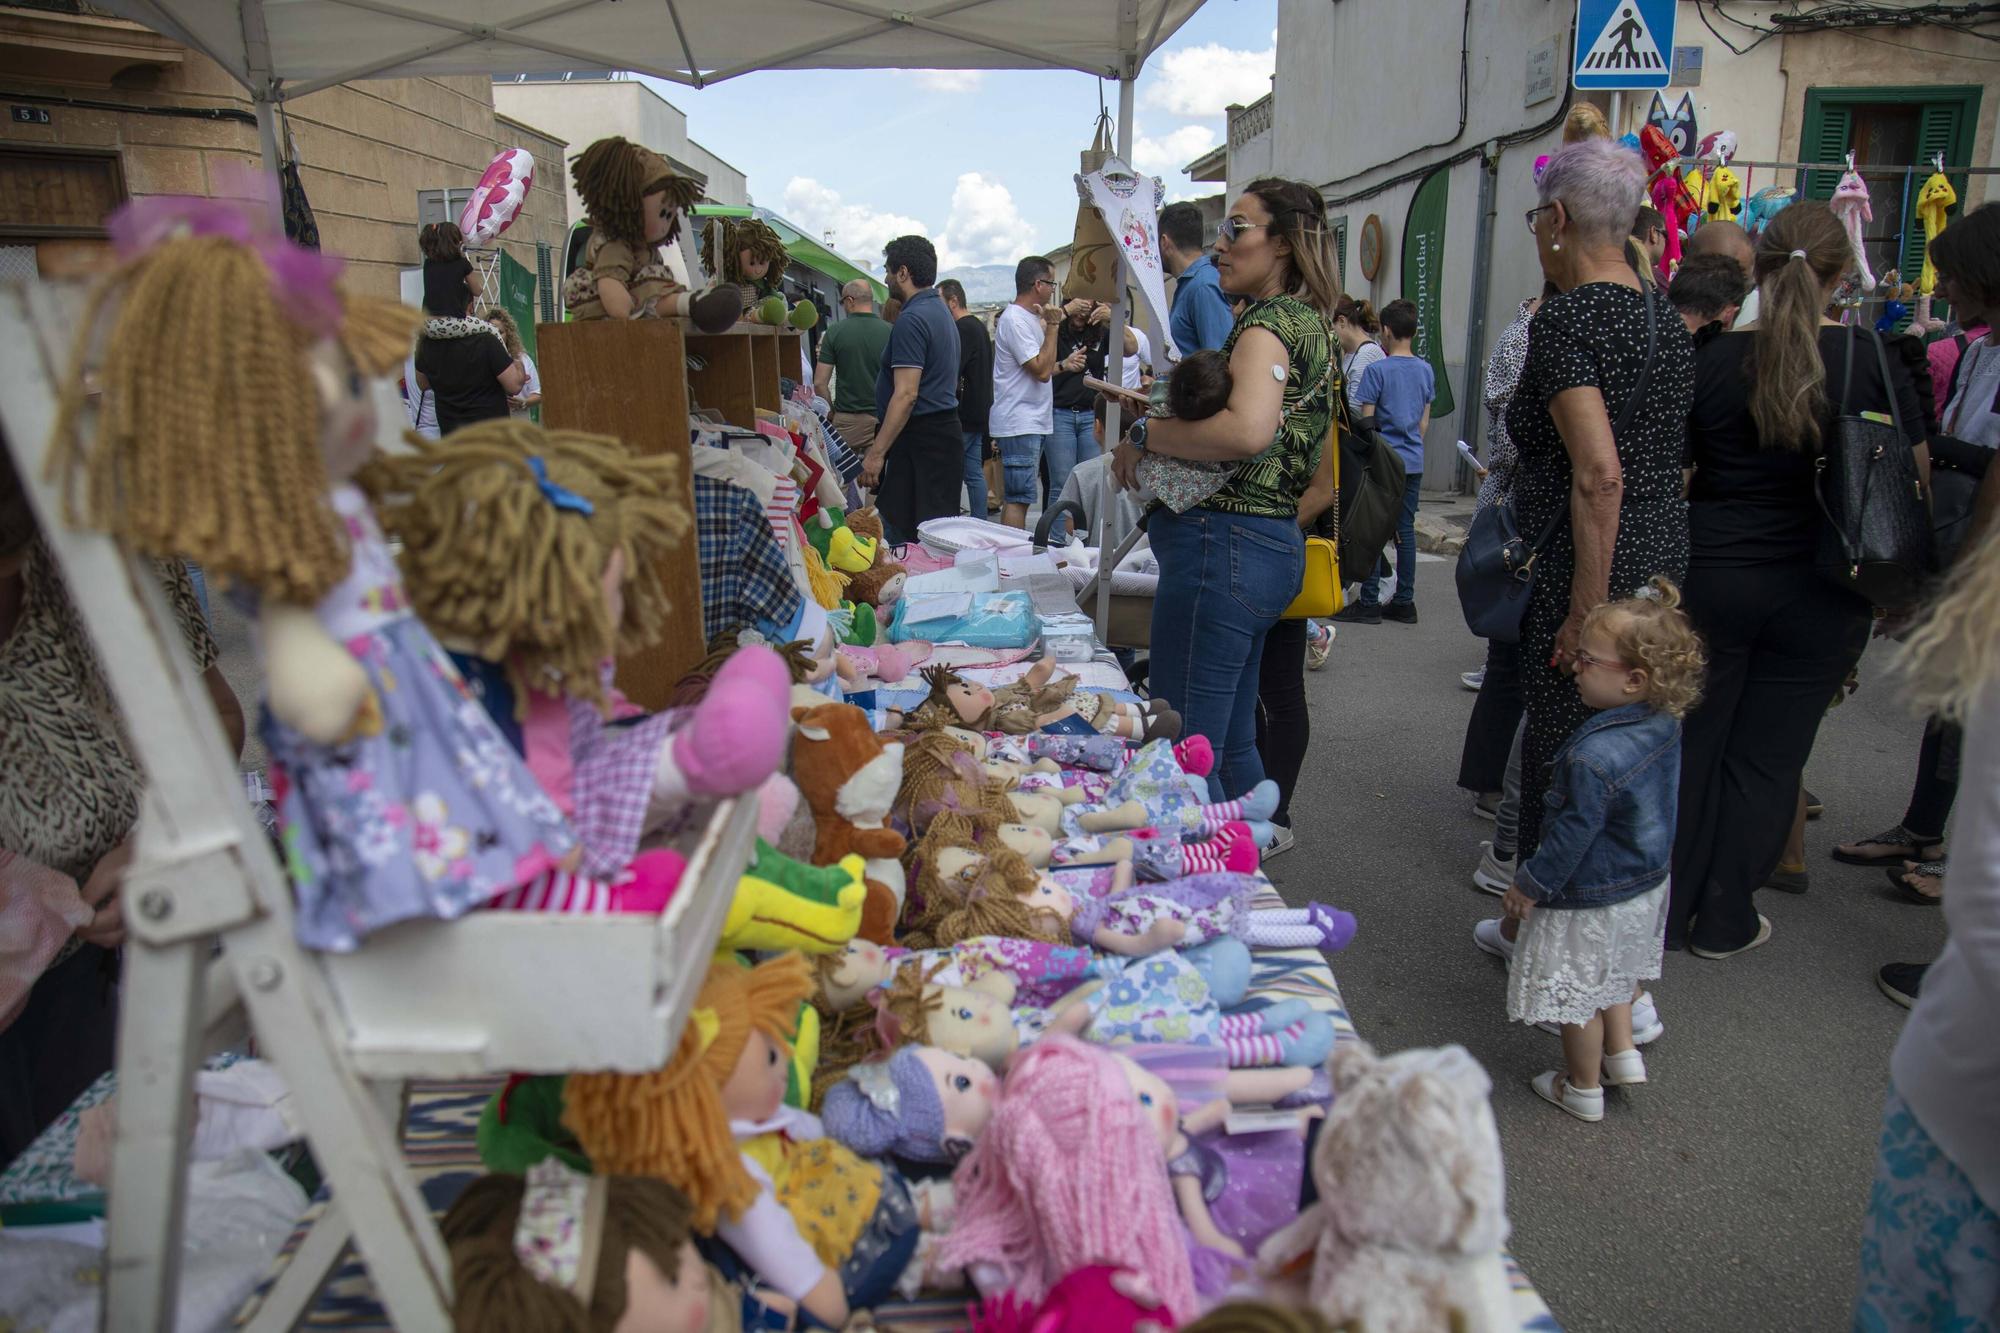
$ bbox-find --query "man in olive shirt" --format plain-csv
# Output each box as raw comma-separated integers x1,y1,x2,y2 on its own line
813,278,893,451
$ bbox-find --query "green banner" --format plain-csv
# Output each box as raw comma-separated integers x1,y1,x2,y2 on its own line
499,249,538,362
1400,166,1454,418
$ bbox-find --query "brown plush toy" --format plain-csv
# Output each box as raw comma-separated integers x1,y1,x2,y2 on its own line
791,702,906,944
839,508,907,610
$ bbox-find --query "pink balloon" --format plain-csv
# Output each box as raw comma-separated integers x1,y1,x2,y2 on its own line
458,148,535,246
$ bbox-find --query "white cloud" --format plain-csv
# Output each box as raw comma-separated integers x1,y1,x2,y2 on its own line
1142,39,1274,118
1133,124,1220,175
939,171,1036,268
781,177,931,271
904,69,985,93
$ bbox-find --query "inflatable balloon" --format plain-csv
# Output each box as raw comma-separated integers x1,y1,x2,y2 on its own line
459,148,535,246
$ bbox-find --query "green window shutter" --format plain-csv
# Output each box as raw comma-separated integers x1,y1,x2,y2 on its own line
1901,103,1964,295
1799,99,1852,200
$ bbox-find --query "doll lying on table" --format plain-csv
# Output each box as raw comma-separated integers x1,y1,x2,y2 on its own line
364,422,793,910
564,136,740,331
907,662,1180,742
442,1161,794,1331
565,952,955,1329
50,204,579,951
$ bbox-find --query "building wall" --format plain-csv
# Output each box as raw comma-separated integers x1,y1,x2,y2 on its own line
1268,0,2000,490
0,13,569,300
490,80,750,223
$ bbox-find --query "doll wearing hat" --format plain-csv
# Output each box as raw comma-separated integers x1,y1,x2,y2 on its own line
365,422,793,884
908,662,1179,743
700,217,818,331
52,205,575,951
565,954,927,1328
565,137,740,331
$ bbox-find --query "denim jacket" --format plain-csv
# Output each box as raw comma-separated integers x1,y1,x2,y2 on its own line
1517,702,1681,910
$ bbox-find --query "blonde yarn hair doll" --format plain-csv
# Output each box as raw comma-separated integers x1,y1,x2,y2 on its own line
49,203,574,951
564,136,738,331
365,421,793,885
565,953,924,1329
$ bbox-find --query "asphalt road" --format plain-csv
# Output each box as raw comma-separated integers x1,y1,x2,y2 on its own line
1263,560,1946,1333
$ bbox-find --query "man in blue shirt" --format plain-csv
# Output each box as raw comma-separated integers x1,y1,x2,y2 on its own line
866,234,962,543
1161,201,1235,355
1339,298,1434,625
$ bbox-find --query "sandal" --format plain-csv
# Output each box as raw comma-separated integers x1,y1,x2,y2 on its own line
1886,859,1945,905
1833,825,1944,867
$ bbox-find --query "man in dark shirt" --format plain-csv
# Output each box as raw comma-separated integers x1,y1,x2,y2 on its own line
413,305,522,436
941,279,994,516
1045,296,1135,531
865,236,961,543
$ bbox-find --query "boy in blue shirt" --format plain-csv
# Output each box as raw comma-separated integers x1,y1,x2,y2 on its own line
1338,299,1434,624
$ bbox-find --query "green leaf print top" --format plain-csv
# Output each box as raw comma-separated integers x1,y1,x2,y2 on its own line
1204,294,1338,519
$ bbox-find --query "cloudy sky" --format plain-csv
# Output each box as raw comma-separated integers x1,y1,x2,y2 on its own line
638,0,1275,272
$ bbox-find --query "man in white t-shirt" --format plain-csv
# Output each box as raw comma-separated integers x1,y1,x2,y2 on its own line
1122,324,1154,390
989,254,1065,529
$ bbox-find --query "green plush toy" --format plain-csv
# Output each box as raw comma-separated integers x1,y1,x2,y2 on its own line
718,842,867,954
476,1075,589,1174
807,506,846,563
787,300,819,331
834,601,877,647
753,292,789,326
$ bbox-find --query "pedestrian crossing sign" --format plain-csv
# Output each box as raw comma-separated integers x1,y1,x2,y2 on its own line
1573,0,1675,90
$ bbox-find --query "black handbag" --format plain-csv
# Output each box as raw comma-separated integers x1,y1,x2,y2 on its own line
1455,282,1658,643
1814,325,1933,607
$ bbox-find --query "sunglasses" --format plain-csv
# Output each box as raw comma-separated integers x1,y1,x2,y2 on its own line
1218,216,1269,244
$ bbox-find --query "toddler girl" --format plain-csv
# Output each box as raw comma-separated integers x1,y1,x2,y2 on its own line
1503,577,1704,1122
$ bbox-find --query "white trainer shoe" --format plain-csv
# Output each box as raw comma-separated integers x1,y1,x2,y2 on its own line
1531,1071,1604,1122
1472,917,1514,962
1601,1048,1648,1086
1632,991,1664,1045
1472,840,1515,896
1461,667,1486,692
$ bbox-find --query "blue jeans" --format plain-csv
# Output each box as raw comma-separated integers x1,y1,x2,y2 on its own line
1361,473,1423,607
1146,507,1304,800
997,433,1047,505
962,430,987,516
1045,406,1098,537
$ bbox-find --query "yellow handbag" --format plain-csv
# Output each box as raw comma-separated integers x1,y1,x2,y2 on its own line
1283,420,1344,619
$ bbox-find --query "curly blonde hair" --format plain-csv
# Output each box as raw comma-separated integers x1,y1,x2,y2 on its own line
360,420,689,715
1582,575,1706,719
1897,521,2000,723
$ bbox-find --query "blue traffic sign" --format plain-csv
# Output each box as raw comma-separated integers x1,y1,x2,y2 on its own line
1573,0,1676,90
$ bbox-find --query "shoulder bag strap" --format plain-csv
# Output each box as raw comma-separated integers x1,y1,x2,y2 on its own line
1528,281,1660,552
1867,326,1906,442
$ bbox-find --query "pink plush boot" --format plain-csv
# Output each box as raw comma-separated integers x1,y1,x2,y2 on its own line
1214,821,1261,874
1174,736,1215,778
488,848,686,914
674,645,792,797
608,849,687,913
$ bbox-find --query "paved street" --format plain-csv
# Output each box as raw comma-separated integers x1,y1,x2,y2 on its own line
1265,557,1945,1333
210,536,1945,1331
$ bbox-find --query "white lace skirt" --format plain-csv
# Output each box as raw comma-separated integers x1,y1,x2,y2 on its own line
1507,877,1669,1027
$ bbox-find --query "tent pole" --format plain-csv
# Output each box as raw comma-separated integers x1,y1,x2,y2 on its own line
253,92,281,173
1094,74,1136,642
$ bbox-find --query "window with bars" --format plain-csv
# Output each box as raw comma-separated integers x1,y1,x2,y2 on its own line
416,188,477,231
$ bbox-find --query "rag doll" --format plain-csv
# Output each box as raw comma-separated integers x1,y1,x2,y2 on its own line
936,1035,1201,1323
908,662,1178,742
1258,1042,1514,1333
700,216,818,330
894,732,1082,849
564,953,932,1330
790,701,906,942
898,818,1069,948
365,422,793,888
821,953,1086,1073
441,1161,788,1332
1043,866,1356,954
819,1041,999,1165
565,136,739,331
51,204,574,951
816,935,1105,1015
1052,823,1263,882
1078,737,1279,845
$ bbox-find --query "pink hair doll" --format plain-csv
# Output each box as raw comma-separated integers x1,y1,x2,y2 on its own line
937,1035,1200,1323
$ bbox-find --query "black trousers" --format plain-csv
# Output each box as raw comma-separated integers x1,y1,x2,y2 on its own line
1901,716,1962,842
1255,617,1310,827
877,408,964,544
1458,638,1523,794
0,944,119,1168
1669,559,1871,952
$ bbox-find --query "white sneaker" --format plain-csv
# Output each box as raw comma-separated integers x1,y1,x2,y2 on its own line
1601,1048,1648,1086
1632,991,1664,1045
1472,917,1514,962
1461,667,1485,692
1472,840,1514,896
1306,621,1334,671
1531,1071,1604,1122
1263,825,1297,859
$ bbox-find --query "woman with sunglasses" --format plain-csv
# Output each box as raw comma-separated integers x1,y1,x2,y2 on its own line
1111,178,1340,803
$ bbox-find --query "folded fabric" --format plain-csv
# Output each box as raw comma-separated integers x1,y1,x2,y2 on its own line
0,849,95,1034
74,1059,302,1186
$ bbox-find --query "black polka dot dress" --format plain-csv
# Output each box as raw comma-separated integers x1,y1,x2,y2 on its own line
1506,281,1694,857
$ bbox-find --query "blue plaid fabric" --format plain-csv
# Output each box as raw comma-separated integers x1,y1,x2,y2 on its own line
693,475,805,645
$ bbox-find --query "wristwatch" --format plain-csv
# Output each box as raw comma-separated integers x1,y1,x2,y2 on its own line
1127,417,1149,453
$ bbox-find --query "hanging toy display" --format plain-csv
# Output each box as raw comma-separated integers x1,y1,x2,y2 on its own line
1693,130,1741,224
1739,185,1795,238
1830,154,1877,293
702,215,819,331
1909,159,1957,336
564,136,741,331
1639,126,1693,281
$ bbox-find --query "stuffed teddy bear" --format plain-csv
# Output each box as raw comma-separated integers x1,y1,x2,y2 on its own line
1258,1041,1515,1333
791,701,907,943
840,509,907,610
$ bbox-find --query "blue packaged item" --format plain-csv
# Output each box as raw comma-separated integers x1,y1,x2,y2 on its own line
889,589,1040,648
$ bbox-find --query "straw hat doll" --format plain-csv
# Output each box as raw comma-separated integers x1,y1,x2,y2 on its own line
700,217,818,330
50,203,574,951
364,423,792,892
566,136,741,332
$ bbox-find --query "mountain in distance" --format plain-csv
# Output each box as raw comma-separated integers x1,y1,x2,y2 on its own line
937,264,1016,306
